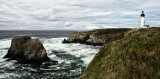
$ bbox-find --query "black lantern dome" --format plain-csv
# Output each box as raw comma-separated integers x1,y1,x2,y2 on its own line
141,11,145,17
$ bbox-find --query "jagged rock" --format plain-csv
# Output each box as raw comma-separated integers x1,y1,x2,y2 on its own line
63,29,131,46
62,33,89,44
4,36,57,65
62,39,68,43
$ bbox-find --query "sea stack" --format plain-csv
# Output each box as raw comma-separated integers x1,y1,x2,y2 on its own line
4,36,57,65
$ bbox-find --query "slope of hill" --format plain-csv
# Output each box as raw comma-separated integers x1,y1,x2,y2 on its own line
79,27,160,79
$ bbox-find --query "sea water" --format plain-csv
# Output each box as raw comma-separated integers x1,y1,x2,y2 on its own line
0,30,101,79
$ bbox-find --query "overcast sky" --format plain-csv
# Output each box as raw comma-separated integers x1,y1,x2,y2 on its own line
0,0,160,30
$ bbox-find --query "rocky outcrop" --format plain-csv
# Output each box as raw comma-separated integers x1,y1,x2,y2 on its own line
4,36,57,65
63,29,131,46
79,27,160,79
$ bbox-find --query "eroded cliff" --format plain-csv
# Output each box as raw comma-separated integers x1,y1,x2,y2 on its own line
63,28,131,46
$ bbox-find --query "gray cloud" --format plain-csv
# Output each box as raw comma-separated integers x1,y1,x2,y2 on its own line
0,0,159,30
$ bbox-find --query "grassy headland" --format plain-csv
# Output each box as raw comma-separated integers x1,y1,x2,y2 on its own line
79,27,160,79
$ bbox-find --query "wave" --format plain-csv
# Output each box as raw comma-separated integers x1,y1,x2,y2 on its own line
40,37,100,65
0,37,101,78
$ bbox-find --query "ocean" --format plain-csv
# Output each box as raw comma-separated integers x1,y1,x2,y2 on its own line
0,30,101,79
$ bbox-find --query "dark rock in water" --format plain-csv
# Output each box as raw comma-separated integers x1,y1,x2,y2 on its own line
62,39,68,43
3,36,57,65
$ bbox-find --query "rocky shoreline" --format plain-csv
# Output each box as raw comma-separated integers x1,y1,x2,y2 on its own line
62,28,131,46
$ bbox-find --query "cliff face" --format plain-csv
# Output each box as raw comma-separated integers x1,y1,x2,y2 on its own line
63,29,131,46
79,27,160,79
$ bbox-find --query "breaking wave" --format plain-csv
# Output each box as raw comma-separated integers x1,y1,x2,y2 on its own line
0,37,101,79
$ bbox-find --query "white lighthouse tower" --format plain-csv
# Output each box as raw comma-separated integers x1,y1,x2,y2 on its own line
141,11,145,27
141,11,149,28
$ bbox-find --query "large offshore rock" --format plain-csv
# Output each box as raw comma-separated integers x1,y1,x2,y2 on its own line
4,36,57,65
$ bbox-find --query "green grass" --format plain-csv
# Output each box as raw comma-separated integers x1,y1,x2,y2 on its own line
79,27,160,79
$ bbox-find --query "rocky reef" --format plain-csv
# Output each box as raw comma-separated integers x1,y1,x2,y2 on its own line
4,36,57,66
62,28,131,46
79,27,160,79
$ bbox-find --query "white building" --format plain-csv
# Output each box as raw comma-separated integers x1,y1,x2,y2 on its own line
141,11,149,28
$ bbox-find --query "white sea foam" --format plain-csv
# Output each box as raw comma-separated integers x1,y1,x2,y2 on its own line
0,73,21,79
0,37,100,65
0,39,12,62
40,37,101,66
0,37,101,78
0,38,11,49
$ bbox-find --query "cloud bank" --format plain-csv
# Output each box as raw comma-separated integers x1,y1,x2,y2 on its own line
0,0,160,30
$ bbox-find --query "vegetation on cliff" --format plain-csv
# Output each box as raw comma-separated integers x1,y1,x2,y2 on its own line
79,27,160,79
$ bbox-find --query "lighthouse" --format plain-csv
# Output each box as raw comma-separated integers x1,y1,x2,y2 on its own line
141,11,145,27
141,11,149,28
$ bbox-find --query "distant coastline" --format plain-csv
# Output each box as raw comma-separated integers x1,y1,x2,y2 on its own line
63,28,132,46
